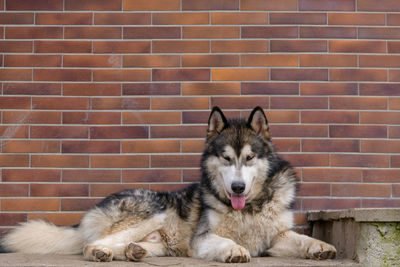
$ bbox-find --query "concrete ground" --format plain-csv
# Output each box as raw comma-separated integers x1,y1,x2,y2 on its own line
0,254,361,267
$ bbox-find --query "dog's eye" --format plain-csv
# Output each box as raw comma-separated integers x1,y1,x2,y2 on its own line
246,154,255,161
222,156,231,162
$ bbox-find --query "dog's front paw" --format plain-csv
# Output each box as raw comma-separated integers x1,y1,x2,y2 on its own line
84,245,113,262
125,243,148,261
223,244,251,263
306,240,336,260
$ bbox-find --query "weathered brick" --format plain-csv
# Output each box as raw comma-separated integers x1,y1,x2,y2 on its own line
91,155,149,168
36,13,92,25
330,125,387,138
331,154,389,168
302,139,359,152
30,184,89,197
66,0,121,11
299,0,355,11
123,170,181,183
124,0,180,11
2,169,60,182
303,168,362,182
122,140,180,153
154,13,209,25
241,0,297,11
62,141,120,153
184,26,239,39
31,155,89,168
6,0,62,10
270,97,328,109
302,111,359,124
332,183,390,197
329,13,385,25
329,40,386,53
2,199,60,211
182,83,240,95
212,69,269,81
330,96,387,110
95,13,149,25
301,83,358,95
62,170,120,183
270,13,326,25
242,82,299,95
2,140,60,153
212,12,267,24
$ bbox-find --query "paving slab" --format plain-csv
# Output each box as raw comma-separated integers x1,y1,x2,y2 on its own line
0,253,360,267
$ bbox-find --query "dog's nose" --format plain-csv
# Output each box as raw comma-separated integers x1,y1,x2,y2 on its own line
231,182,245,194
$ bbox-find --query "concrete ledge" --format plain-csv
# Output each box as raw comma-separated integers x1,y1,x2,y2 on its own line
308,208,400,222
0,254,360,267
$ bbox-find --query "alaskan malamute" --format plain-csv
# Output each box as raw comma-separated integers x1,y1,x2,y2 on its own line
1,107,336,263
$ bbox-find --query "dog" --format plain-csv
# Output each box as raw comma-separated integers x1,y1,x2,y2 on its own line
1,107,336,263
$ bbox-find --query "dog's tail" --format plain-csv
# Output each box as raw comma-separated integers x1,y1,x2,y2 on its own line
1,220,84,254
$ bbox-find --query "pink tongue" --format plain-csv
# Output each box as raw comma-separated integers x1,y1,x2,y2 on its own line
231,195,246,210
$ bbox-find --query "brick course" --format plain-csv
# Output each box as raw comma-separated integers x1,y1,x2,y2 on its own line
0,0,399,233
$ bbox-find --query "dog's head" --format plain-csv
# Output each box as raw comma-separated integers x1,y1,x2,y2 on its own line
202,106,275,210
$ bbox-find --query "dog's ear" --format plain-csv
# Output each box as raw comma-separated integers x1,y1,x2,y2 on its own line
207,107,227,137
248,106,270,138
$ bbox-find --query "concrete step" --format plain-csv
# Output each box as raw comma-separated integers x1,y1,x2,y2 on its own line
0,254,360,267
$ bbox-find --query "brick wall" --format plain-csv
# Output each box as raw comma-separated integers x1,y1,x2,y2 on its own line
1,0,400,233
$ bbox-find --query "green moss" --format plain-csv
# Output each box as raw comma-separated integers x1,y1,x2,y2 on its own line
371,223,400,266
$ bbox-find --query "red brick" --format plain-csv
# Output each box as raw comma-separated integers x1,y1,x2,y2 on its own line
360,55,400,68
389,70,400,82
30,184,88,197
93,69,150,82
0,125,28,138
212,69,269,81
360,112,400,124
6,0,62,10
123,170,180,183
280,154,329,167
3,83,61,95
2,140,60,153
66,0,121,10
34,41,91,53
358,0,400,11
330,125,387,138
124,55,179,68
65,27,121,39
303,139,359,153
152,97,209,110
182,83,240,95
150,184,193,192
273,139,300,152
182,111,239,124
90,184,147,197
62,169,120,183
211,96,269,109
270,13,326,25
271,40,327,52
242,26,297,38
32,97,89,110
28,213,83,226
265,111,299,123
182,140,204,153
241,0,297,11
332,184,390,197
183,55,239,67
93,41,150,53
331,154,389,168
0,184,28,197
270,97,327,109
183,26,239,39
183,169,201,182
154,13,208,25
393,156,400,167
242,83,299,95
2,199,60,211
5,55,61,67
91,155,149,168
36,13,92,25
63,111,120,124
361,140,400,153
151,126,207,138
64,55,121,68
329,40,386,53
153,69,210,81
0,41,32,53
123,111,181,124
330,96,387,110
122,140,180,153
302,111,359,124
32,155,89,168
61,199,99,211
242,54,297,67
183,0,238,10
0,13,34,24
299,0,354,11
124,27,180,39
95,13,149,25
6,26,62,39
30,126,88,139
359,27,400,39
363,199,400,208
300,26,356,39
0,214,27,226
124,0,180,11
0,69,31,81
270,125,328,137
90,126,148,139
151,155,201,168
303,168,362,182
0,97,30,109
153,41,209,53
300,54,356,67
360,83,400,96
271,69,328,81
212,12,267,24
2,169,60,182
302,198,360,210
300,83,358,95
389,126,400,138
329,13,385,26
363,169,400,183
297,183,330,197
91,97,150,110
63,83,120,96
34,69,91,82
62,141,120,154
212,40,268,53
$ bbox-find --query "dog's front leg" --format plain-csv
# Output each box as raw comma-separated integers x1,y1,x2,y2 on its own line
266,230,336,260
191,233,250,263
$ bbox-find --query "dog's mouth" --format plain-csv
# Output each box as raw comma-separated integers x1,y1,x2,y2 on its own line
230,193,246,210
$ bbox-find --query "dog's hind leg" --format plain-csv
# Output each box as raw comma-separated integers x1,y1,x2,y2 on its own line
83,214,166,262
266,230,336,260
